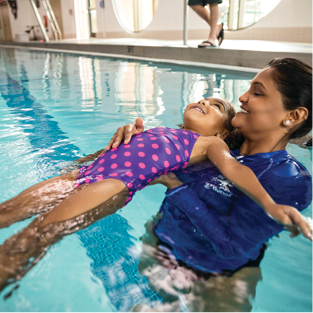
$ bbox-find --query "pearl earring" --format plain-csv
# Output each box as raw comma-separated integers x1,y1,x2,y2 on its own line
304,115,307,120
286,120,291,125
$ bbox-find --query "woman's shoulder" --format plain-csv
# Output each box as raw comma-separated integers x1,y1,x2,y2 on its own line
269,152,311,178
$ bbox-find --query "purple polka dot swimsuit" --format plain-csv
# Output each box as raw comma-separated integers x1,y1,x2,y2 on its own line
76,127,200,205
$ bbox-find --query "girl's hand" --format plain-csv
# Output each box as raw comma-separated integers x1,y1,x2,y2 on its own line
148,173,184,190
266,204,313,240
105,117,145,150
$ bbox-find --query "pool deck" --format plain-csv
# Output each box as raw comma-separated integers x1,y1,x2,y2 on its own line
0,38,311,72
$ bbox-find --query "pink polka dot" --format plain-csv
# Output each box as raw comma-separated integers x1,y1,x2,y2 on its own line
136,134,142,137
137,138,144,141
193,134,199,139
85,170,91,175
185,150,189,157
99,159,104,164
152,144,159,149
138,151,145,157
165,148,171,155
183,161,188,168
176,155,181,162
148,134,153,136
129,191,133,195
147,179,152,183
126,197,131,202
127,182,133,188
99,153,105,157
152,154,158,161
111,154,117,159
171,130,176,133
111,163,117,169
139,174,145,180
147,129,152,132
175,144,180,150
87,166,92,170
139,162,146,169
124,151,131,157
96,175,103,181
184,139,189,145
110,173,118,177
74,183,79,188
126,171,133,177
111,148,117,151
152,167,157,173
163,137,170,143
85,178,90,183
124,145,130,148
124,161,131,167
164,160,169,168
150,137,157,140
183,131,188,135
97,167,104,172
138,143,144,148
173,135,178,140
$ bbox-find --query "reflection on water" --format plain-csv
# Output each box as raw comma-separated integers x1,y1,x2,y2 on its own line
0,47,311,312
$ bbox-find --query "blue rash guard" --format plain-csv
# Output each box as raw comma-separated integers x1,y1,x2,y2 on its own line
153,149,312,273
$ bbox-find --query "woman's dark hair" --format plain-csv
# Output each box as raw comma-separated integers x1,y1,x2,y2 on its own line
265,58,312,139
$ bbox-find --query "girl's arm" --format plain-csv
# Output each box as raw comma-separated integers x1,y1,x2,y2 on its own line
195,136,312,239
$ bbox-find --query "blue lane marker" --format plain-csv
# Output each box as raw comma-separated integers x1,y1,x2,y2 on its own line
0,70,161,309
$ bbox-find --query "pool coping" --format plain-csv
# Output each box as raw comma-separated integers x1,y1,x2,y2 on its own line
0,41,311,73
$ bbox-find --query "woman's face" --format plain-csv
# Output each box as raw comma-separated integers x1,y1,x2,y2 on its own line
183,97,231,137
232,67,287,139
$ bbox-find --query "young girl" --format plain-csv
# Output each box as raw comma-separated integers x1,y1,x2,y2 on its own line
0,97,311,292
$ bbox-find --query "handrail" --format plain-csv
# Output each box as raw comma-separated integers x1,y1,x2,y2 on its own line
29,0,49,42
42,0,62,40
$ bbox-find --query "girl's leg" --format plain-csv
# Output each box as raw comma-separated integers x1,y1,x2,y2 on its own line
0,179,129,292
0,170,79,228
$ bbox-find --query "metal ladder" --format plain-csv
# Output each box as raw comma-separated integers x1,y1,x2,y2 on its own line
42,0,62,40
29,0,62,42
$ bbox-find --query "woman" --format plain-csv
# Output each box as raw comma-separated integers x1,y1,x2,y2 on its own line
0,58,311,295
108,57,312,273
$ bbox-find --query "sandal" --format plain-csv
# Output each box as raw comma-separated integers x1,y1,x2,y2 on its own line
198,40,217,48
217,23,224,46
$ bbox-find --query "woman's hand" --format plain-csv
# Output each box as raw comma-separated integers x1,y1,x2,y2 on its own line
265,204,313,240
105,117,145,150
148,173,184,190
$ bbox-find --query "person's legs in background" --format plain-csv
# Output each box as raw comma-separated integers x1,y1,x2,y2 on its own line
188,0,224,47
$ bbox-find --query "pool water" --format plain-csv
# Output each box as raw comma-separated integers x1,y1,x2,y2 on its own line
0,47,311,312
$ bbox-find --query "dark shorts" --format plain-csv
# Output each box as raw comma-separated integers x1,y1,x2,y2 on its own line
188,0,222,6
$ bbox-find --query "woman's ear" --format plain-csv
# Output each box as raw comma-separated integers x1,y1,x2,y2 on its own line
285,107,309,126
216,130,230,140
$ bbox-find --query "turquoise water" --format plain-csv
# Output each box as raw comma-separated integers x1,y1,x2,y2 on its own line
0,47,311,311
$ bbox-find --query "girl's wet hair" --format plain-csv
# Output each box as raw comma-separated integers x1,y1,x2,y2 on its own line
265,58,312,140
222,100,245,150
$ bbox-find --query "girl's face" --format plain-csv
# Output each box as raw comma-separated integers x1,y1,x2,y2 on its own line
232,67,287,139
183,97,231,137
